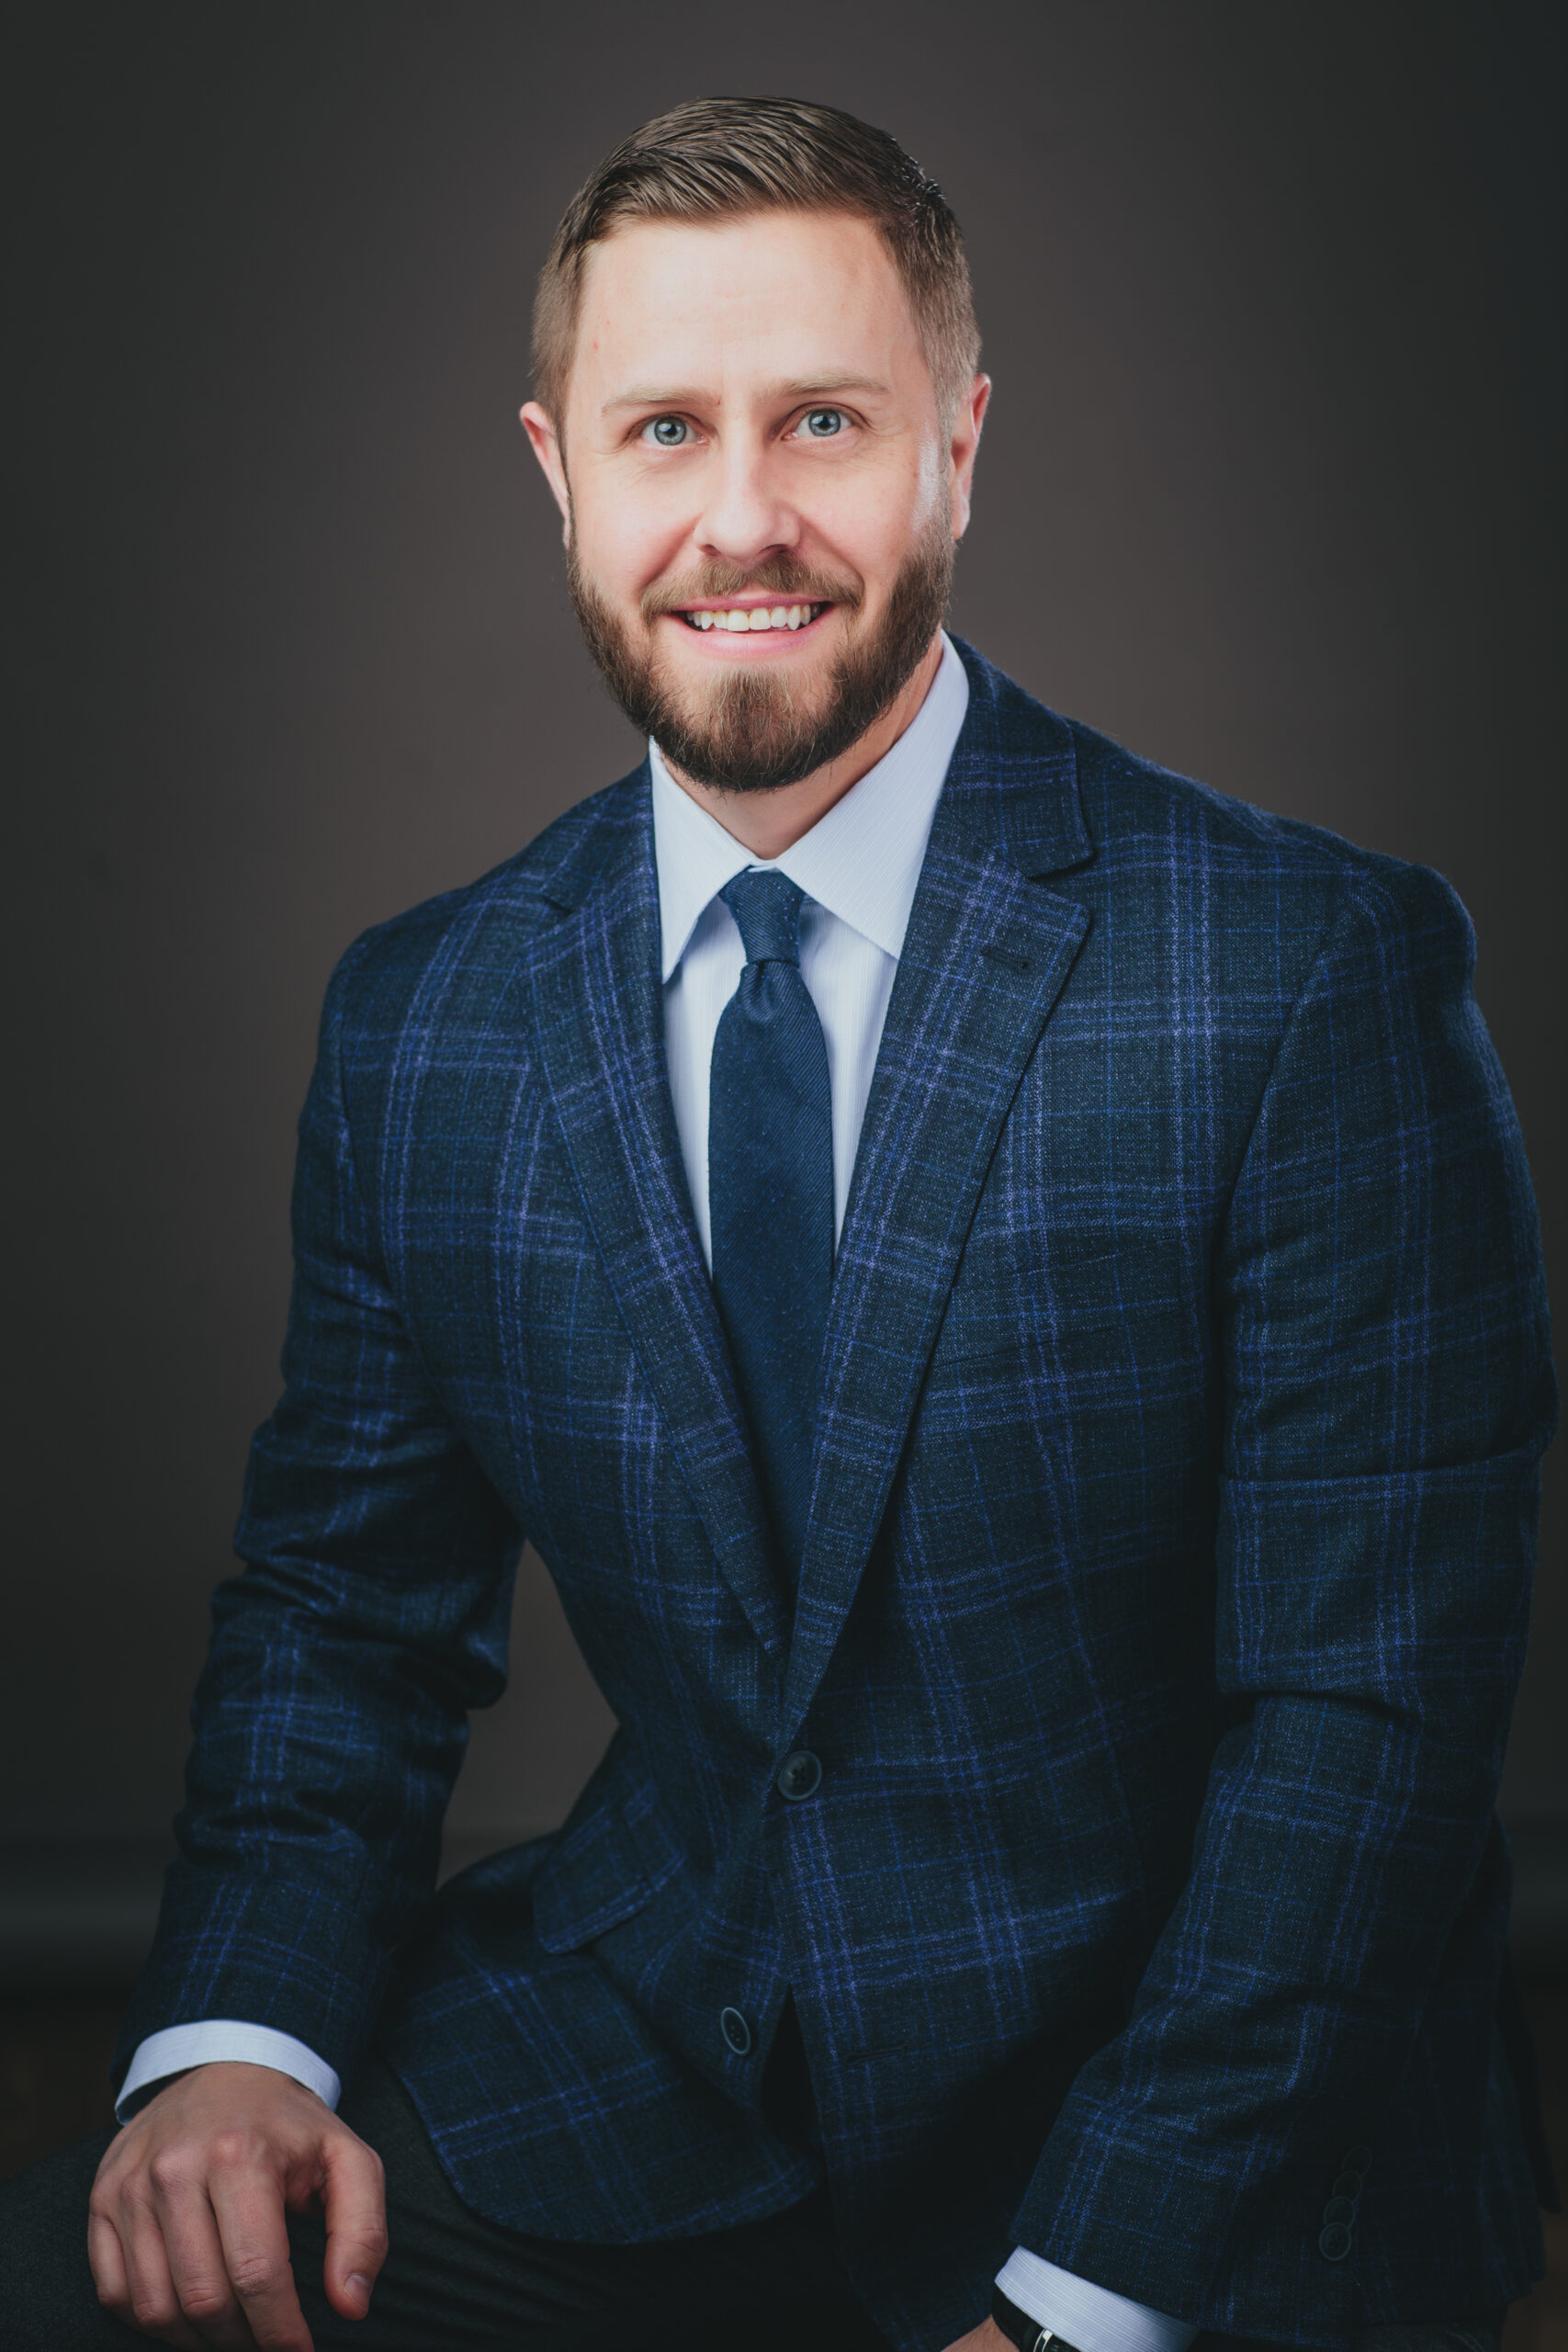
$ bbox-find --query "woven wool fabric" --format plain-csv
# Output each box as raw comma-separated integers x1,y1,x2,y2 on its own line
708,869,834,1578
117,644,1556,2351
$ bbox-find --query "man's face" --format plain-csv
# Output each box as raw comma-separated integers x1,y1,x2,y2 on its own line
522,209,987,791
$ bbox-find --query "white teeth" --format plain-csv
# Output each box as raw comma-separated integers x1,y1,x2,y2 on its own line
684,602,823,632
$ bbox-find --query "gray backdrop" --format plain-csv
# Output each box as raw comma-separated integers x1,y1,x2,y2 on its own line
5,0,1563,1981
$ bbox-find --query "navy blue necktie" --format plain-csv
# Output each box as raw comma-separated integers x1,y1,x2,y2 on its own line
708,871,833,1577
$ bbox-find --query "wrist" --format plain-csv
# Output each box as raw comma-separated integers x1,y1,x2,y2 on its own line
116,2019,342,2121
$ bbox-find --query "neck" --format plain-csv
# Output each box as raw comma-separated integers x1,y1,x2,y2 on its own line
660,633,944,860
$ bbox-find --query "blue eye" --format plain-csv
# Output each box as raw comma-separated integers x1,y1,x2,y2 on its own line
797,408,845,438
642,415,691,447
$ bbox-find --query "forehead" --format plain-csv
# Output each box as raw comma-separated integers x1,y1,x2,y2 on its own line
571,209,928,399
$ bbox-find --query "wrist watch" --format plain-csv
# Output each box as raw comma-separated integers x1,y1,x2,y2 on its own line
990,2288,1087,2352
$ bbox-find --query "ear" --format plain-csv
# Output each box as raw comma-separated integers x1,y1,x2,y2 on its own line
520,401,572,546
948,374,992,541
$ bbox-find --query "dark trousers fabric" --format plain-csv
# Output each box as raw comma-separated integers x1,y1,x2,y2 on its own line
0,2052,1517,2352
0,2054,894,2351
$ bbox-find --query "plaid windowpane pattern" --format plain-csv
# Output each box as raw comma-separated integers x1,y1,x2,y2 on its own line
116,645,1555,2350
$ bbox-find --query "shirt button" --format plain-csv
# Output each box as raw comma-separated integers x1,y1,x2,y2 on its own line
777,1750,822,1801
1330,2171,1363,2200
1342,2144,1372,2171
1318,2222,1354,2263
1322,2196,1357,2226
719,2007,752,2056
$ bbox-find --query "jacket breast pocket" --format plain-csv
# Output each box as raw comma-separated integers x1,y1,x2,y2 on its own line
530,1801,650,1953
938,1234,1126,1371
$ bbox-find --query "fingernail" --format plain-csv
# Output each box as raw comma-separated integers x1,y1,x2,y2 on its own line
347,2272,372,2305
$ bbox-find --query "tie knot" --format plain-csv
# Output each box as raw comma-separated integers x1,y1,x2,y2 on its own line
720,869,805,967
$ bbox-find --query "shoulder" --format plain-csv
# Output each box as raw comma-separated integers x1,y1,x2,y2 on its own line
318,770,645,1038
961,643,1470,965
1062,705,1472,979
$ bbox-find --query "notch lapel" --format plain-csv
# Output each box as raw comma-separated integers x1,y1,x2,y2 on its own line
783,651,1094,1726
525,773,790,1667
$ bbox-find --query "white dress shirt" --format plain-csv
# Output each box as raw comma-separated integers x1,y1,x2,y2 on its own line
118,635,1191,2352
653,629,967,1263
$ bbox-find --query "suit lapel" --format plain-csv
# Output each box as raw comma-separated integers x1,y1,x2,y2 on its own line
525,771,791,1666
522,650,1092,1718
784,649,1094,1726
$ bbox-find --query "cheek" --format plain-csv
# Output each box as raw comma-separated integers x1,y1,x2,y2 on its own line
574,472,692,594
805,456,941,585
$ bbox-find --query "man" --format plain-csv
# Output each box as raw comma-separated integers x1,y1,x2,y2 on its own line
5,95,1555,2352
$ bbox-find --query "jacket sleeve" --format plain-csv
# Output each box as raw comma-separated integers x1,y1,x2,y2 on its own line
1010,860,1556,2331
112,945,523,2098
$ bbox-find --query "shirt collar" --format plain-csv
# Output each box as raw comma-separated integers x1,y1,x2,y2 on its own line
649,632,969,982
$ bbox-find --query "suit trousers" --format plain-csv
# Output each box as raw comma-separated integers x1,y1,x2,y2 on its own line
0,2052,894,2352
0,2057,1516,2352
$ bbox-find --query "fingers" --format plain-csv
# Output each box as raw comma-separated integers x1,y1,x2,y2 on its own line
86,2207,130,2314
208,2139,314,2352
91,2173,209,2349
152,2140,257,2348
318,2125,389,2321
91,2114,310,2351
90,2151,201,2349
83,2068,372,2351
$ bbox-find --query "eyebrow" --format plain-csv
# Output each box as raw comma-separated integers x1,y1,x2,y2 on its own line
601,373,892,415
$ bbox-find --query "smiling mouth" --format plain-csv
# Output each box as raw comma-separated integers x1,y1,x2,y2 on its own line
678,601,830,633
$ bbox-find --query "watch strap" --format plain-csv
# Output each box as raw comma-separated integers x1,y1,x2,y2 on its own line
991,2286,1087,2352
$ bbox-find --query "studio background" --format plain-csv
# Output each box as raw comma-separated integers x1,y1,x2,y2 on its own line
5,1,1564,1989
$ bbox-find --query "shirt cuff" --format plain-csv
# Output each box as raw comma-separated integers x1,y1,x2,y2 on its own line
995,2248,1197,2352
115,2022,342,2123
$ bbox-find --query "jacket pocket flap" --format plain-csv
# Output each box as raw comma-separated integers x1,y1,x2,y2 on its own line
531,1803,649,1953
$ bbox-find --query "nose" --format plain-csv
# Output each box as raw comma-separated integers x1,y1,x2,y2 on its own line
694,429,799,572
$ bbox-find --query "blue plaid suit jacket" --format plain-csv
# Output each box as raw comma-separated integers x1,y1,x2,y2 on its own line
117,643,1556,2348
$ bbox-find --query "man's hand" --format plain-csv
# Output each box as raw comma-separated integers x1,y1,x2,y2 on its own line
87,2062,388,2349
942,2322,1014,2352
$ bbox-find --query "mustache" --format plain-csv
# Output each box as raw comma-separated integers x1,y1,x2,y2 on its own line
639,558,863,622
568,508,953,796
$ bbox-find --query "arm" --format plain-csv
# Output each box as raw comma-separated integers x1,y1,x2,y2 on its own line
95,944,523,2344
113,937,522,2093
1008,863,1554,2334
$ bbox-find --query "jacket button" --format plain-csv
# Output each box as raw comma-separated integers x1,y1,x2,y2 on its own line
719,2006,752,2055
1330,2171,1363,2200
1322,2196,1357,2226
777,1750,822,1801
1342,2144,1371,2171
1318,2222,1354,2262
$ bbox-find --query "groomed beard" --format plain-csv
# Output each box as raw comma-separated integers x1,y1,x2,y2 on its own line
567,510,955,794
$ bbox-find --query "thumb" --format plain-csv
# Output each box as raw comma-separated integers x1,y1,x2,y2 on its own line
319,2124,389,2319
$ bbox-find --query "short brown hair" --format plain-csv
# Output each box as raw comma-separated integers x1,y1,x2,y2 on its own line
532,96,980,427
